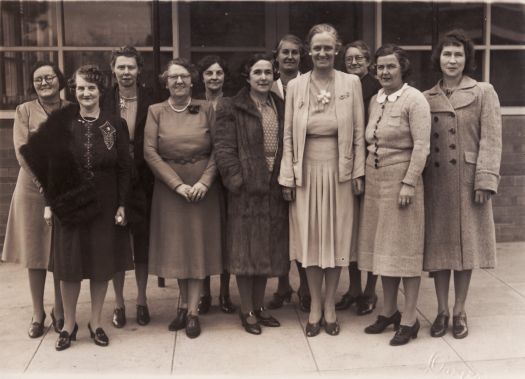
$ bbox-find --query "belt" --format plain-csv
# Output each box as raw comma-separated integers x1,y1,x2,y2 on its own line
167,154,209,165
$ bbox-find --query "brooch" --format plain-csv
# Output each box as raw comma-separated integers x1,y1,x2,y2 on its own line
99,122,116,150
188,104,200,114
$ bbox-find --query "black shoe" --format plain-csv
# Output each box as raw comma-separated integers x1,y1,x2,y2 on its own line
390,319,420,346
55,323,78,351
186,315,201,338
28,313,46,338
356,294,378,316
305,314,323,337
298,292,311,313
239,311,261,335
324,319,340,336
430,311,449,337
267,289,293,310
168,308,188,331
335,292,359,311
364,310,402,334
254,307,280,327
452,312,468,339
136,305,150,326
219,295,236,314
112,307,126,328
50,308,64,333
198,295,212,315
88,323,109,346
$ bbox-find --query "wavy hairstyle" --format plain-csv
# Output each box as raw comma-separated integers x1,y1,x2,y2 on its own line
431,29,476,74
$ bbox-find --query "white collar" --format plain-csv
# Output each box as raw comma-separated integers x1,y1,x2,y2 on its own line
277,72,301,97
376,83,408,104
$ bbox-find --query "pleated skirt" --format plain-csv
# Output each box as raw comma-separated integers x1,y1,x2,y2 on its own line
289,136,358,268
357,161,424,277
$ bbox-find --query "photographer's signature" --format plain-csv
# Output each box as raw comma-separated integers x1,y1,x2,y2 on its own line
427,353,480,379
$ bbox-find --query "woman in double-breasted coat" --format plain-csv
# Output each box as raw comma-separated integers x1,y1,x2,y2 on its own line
214,54,289,335
423,30,502,340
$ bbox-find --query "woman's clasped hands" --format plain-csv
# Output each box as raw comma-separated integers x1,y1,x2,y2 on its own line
176,182,208,203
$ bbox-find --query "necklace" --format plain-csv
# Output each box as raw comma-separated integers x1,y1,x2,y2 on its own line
79,111,100,123
38,99,62,116
168,97,192,113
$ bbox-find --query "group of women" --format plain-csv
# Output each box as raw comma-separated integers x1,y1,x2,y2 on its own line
2,24,501,350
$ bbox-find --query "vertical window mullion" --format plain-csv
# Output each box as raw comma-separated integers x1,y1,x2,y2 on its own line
56,1,65,98
483,3,491,82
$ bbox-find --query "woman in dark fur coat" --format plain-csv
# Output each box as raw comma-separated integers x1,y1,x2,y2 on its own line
21,65,132,351
214,54,289,335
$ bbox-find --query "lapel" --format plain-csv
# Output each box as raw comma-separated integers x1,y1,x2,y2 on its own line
449,76,477,110
232,87,261,119
296,71,311,136
425,82,455,113
136,86,150,124
334,70,350,141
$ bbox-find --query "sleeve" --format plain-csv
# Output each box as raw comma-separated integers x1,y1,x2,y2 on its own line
116,118,132,206
278,79,296,187
402,92,431,186
474,83,502,193
351,77,366,179
198,104,218,187
213,98,244,193
143,105,184,190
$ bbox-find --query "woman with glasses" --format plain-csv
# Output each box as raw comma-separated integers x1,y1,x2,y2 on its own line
144,59,222,338
2,61,67,338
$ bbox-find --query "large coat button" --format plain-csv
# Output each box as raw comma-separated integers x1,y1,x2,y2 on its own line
433,132,439,138
435,162,440,167
449,128,456,134
434,116,439,122
449,144,456,149
450,159,457,165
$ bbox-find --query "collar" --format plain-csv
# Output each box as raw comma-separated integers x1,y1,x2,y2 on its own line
276,72,300,96
376,83,408,103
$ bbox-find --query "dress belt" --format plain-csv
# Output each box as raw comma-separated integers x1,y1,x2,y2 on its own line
166,154,209,165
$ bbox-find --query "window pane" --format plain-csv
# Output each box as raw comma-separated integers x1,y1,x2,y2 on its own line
0,0,57,47
490,51,525,107
383,2,433,45
437,2,484,44
0,51,58,110
64,51,172,102
492,3,525,45
190,2,265,47
63,1,153,46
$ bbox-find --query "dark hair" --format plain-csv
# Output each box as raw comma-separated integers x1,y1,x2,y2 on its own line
110,45,144,70
273,34,307,60
30,61,66,93
240,53,278,87
431,29,476,74
159,58,199,86
69,65,106,95
305,23,342,52
373,44,411,80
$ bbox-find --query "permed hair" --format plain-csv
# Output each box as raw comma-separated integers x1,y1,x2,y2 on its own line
110,45,144,70
69,64,106,94
373,44,411,80
159,58,199,87
240,53,278,87
431,29,476,74
30,61,66,93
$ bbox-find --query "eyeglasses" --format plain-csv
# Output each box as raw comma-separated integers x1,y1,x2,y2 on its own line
167,74,191,81
33,75,57,84
345,56,365,64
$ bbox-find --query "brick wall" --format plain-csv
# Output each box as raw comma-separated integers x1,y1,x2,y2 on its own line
0,116,524,251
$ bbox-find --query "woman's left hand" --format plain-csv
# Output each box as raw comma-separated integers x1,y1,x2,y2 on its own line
475,189,492,205
114,206,127,226
188,182,208,202
398,183,415,207
352,177,365,195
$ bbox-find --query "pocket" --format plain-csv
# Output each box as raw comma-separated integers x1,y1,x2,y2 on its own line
386,110,402,127
464,151,477,184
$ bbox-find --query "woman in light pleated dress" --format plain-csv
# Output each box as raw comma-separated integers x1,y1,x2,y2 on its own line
279,24,366,337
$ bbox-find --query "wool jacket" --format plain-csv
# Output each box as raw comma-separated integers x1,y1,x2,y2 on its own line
278,70,366,188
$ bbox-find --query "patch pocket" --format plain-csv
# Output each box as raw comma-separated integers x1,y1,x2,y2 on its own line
386,110,402,127
464,151,478,184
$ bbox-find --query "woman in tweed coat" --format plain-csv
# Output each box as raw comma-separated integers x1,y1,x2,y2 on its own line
423,30,502,339
358,45,431,346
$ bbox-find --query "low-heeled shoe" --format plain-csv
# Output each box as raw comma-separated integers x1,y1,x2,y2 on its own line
51,308,64,333
335,292,359,311
186,315,201,338
324,319,340,336
356,294,378,316
55,323,78,351
267,289,293,310
168,308,188,331
239,311,261,335
112,307,126,328
28,313,46,338
198,295,212,315
390,319,420,346
364,310,401,334
136,304,150,326
430,312,449,337
305,314,323,337
219,295,236,314
88,323,109,346
254,307,280,327
452,312,468,339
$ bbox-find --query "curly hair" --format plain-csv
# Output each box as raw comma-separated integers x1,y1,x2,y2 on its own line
30,61,66,93
431,29,476,74
159,58,199,87
69,65,106,94
110,45,144,70
373,44,411,80
240,53,278,87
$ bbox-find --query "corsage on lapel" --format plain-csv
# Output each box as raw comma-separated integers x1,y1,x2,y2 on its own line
99,121,116,150
299,99,304,109
188,104,200,114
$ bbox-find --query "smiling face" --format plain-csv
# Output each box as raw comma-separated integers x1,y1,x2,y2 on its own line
202,62,225,93
440,44,466,81
33,65,60,100
344,46,369,78
277,41,301,75
309,31,337,70
166,64,192,99
113,56,139,89
75,74,100,112
247,60,274,96
376,54,404,94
